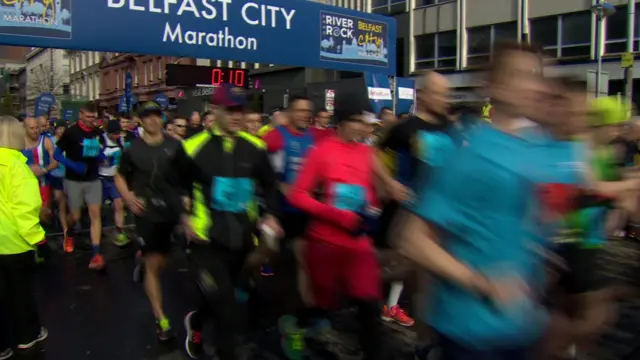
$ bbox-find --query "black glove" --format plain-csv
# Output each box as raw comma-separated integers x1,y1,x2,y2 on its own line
352,206,381,238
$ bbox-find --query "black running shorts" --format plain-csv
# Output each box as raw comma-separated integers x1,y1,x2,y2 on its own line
374,200,399,249
555,242,602,295
280,211,309,241
135,218,178,255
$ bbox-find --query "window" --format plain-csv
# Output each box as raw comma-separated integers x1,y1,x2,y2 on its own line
531,16,558,48
372,0,406,15
531,12,591,59
466,22,517,68
415,0,452,8
560,11,590,58
467,26,490,66
415,31,457,70
158,58,163,79
605,3,640,54
115,70,120,91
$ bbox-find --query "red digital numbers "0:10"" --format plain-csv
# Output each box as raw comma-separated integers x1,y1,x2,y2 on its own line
211,68,246,87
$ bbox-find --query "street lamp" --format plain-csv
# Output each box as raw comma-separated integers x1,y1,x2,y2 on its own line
591,1,616,98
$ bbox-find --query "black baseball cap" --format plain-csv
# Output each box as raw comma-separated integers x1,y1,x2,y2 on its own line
105,120,121,134
137,101,163,118
54,120,67,128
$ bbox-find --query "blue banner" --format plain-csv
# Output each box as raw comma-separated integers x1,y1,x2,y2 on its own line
63,109,74,121
0,0,396,75
395,77,415,115
118,95,129,113
363,73,392,115
34,92,56,117
155,93,169,109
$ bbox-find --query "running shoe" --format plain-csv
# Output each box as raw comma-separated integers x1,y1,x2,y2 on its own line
0,349,12,360
156,318,174,341
88,254,105,271
17,327,48,350
184,311,203,359
63,232,74,253
112,231,132,247
381,305,415,327
278,315,307,360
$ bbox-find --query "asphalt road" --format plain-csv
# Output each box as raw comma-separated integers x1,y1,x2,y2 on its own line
15,231,415,360
11,226,640,360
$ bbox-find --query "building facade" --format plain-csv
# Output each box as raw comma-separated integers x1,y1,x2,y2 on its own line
68,51,103,102
0,66,26,115
405,0,639,100
25,48,70,115
98,53,196,111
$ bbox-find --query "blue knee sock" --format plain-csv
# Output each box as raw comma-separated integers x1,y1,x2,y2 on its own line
91,245,100,257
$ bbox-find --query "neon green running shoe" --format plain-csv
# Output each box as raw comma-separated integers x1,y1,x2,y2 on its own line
112,231,131,247
278,315,306,360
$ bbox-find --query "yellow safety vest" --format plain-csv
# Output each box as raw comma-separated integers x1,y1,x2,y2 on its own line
481,103,492,123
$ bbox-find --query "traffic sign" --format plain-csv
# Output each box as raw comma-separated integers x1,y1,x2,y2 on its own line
621,52,634,68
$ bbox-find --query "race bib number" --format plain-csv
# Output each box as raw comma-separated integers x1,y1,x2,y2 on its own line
211,177,255,213
333,183,366,212
82,137,101,158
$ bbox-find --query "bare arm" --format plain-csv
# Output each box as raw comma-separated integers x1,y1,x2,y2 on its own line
395,209,489,295
43,137,58,172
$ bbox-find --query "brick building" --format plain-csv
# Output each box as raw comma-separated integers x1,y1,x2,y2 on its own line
98,53,195,112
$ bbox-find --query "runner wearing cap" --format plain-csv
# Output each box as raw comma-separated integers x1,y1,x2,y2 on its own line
100,120,129,247
182,84,281,360
114,101,191,341
287,107,384,360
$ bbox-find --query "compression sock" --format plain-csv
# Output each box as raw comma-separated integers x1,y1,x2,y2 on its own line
387,281,403,308
91,245,100,257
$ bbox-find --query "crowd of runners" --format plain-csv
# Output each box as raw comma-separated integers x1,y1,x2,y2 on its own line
2,41,640,360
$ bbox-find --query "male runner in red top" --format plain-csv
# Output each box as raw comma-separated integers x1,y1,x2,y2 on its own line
310,108,335,144
288,108,383,360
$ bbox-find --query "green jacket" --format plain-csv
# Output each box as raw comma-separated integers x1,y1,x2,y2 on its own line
0,148,45,255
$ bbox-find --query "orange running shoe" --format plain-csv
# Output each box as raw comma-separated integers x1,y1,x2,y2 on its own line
63,233,75,253
381,305,415,327
88,254,105,271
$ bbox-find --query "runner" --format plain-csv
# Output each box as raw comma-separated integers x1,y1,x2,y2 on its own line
100,120,130,247
374,71,455,329
310,108,334,143
22,117,57,218
118,114,137,148
263,96,319,327
244,110,262,136
182,84,281,360
37,116,51,136
395,42,562,360
187,111,203,138
49,120,69,244
22,117,58,263
258,107,287,137
172,116,189,140
202,111,216,130
114,101,190,341
287,107,384,360
54,103,106,270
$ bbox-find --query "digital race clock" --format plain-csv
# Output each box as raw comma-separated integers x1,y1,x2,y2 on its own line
165,64,249,88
